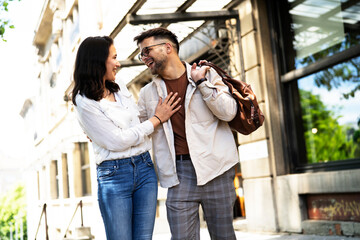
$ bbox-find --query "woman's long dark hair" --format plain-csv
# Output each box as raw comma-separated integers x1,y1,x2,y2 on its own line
72,36,120,105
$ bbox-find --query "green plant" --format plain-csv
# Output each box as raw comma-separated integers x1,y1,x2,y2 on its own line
0,0,21,41
0,184,27,240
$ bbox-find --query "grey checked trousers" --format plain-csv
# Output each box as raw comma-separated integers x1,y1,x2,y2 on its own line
166,158,237,240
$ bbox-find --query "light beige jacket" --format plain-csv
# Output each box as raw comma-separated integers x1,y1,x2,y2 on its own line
138,62,239,188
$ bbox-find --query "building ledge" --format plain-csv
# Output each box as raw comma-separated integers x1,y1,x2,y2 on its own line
302,220,360,237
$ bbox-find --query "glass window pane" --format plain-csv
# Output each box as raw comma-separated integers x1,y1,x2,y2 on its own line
82,168,92,196
298,56,360,163
79,142,91,196
288,0,360,69
62,153,70,198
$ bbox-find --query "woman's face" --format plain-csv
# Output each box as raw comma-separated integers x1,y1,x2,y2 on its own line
104,44,120,82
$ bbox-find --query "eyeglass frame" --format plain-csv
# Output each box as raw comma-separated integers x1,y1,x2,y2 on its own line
138,42,167,61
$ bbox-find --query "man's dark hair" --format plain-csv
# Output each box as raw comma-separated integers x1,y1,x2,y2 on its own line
134,27,180,53
72,36,120,105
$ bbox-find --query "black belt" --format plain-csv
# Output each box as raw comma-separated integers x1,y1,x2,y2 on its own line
176,154,191,161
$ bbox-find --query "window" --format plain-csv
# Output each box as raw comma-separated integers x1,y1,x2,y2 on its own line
37,171,40,200
50,160,59,199
73,142,92,197
40,166,46,200
62,153,70,198
80,143,91,196
289,0,360,69
69,5,80,44
298,57,360,164
270,0,360,172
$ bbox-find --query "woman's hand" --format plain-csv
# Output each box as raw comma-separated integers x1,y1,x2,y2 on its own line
149,92,181,128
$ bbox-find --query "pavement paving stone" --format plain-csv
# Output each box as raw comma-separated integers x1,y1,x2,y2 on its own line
153,230,360,240
153,217,360,240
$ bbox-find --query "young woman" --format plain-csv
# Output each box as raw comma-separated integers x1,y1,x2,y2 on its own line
71,36,180,240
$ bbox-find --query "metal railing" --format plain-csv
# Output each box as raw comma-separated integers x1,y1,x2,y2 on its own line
63,200,84,238
34,203,49,240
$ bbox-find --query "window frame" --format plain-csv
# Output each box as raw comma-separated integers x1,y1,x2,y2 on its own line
267,0,360,173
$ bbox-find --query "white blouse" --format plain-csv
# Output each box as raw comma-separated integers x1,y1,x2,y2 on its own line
74,80,154,165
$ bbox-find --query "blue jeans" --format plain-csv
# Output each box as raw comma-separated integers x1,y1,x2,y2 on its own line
97,151,158,240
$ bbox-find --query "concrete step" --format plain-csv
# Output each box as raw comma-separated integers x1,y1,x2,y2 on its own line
63,237,91,240
302,220,360,237
63,226,93,240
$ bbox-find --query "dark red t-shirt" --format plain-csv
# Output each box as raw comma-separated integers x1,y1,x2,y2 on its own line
163,71,189,155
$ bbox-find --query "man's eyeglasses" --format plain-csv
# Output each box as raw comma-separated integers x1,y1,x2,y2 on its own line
138,43,167,61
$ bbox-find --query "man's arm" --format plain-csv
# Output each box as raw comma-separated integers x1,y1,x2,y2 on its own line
191,63,237,122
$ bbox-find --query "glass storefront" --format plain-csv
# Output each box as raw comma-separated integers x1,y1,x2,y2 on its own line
289,0,360,68
298,56,360,164
270,0,360,170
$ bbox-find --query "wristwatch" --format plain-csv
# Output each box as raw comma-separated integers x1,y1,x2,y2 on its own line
195,77,207,87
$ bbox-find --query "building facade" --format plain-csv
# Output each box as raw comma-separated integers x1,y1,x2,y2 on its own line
22,0,360,239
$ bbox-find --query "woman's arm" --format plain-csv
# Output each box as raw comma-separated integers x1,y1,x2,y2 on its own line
76,96,153,152
75,93,180,152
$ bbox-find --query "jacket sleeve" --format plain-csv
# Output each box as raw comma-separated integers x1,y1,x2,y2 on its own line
75,95,154,152
196,67,237,122
137,87,149,123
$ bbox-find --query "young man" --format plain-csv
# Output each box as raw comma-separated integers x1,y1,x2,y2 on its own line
134,27,239,240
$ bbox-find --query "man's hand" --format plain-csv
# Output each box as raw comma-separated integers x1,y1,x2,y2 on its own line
191,61,210,82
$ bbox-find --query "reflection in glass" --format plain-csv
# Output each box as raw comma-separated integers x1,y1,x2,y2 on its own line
298,56,360,163
288,0,360,68
291,0,345,59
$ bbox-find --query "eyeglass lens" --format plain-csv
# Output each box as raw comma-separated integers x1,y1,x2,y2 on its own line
138,43,166,61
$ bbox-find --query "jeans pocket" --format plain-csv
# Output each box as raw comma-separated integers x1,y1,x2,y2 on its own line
97,166,116,180
144,156,154,167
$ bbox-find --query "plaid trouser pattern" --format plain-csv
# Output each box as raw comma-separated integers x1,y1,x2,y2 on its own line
166,159,237,240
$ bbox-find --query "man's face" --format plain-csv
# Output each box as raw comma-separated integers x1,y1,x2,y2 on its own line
138,37,167,75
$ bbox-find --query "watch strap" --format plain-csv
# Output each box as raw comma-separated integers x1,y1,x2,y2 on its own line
195,77,207,86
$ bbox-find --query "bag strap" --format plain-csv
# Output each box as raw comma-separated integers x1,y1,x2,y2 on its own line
200,62,232,80
199,62,251,94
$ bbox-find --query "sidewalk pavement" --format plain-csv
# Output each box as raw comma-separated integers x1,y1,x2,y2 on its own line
153,218,360,240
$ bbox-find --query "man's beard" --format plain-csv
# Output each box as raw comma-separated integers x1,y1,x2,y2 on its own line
151,58,166,75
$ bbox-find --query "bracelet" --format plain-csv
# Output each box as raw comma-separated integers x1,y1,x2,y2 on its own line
195,77,207,86
154,115,162,124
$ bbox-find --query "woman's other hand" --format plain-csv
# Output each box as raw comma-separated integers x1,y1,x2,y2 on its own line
150,92,181,127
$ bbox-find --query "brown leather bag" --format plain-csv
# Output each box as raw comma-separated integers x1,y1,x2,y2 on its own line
201,62,265,135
